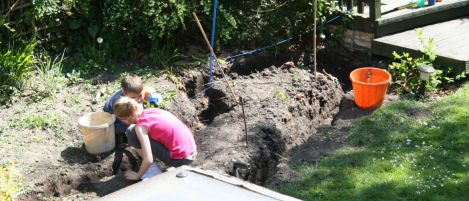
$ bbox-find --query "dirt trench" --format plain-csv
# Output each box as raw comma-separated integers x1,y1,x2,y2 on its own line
18,145,139,200
182,57,344,184
19,50,355,200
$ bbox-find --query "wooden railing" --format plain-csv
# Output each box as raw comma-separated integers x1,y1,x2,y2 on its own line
338,0,382,20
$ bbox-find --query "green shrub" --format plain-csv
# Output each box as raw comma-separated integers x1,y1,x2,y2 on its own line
0,41,37,105
145,40,181,73
3,0,349,76
388,29,465,95
388,51,434,94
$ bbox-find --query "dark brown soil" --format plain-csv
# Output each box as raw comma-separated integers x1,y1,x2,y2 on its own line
188,65,344,184
11,46,394,200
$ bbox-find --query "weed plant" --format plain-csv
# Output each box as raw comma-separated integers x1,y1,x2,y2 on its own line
35,52,67,98
9,112,65,131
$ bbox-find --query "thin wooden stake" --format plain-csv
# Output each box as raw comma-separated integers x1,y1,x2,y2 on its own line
313,0,317,80
193,12,239,105
239,97,248,147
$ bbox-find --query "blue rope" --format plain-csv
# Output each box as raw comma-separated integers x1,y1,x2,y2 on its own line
221,8,354,60
209,0,218,83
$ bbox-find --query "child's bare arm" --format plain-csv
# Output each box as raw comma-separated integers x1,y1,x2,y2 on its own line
126,125,153,180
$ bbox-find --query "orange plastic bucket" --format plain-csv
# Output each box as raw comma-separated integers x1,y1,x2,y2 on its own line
350,67,392,109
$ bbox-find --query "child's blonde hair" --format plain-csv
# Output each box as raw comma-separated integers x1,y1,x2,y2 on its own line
121,75,143,94
113,97,139,118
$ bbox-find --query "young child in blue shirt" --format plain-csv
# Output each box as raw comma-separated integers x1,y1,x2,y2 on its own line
103,75,162,144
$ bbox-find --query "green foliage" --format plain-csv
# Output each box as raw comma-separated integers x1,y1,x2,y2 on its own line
0,162,22,201
145,41,181,73
64,37,117,75
104,0,191,40
35,52,67,97
388,51,428,94
30,0,75,19
66,69,82,85
211,0,349,47
0,41,37,105
440,66,466,84
3,1,348,71
389,29,465,96
388,29,441,95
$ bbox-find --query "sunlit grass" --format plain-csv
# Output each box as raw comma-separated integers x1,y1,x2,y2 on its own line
9,111,65,131
276,83,469,200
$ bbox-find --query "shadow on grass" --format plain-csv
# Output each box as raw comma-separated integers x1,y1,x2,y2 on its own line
275,97,469,200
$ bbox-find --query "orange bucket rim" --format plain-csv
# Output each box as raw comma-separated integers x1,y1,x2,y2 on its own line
349,67,392,86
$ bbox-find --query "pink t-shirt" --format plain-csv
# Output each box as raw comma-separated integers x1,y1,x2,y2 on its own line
136,109,196,159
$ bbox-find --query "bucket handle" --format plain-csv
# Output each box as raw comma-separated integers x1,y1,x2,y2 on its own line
367,71,371,83
82,128,90,144
104,127,109,142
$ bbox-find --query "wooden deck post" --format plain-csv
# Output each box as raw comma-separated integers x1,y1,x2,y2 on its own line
358,0,365,14
370,0,381,21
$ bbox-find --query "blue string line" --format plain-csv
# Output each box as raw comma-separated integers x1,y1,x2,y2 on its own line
220,8,353,60
209,0,218,83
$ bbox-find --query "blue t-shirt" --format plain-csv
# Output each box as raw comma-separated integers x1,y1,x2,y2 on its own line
104,90,127,128
104,89,146,128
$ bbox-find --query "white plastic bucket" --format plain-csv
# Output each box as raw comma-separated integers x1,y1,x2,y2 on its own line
78,112,116,154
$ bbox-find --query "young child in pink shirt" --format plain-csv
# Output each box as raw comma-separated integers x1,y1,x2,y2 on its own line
113,97,197,181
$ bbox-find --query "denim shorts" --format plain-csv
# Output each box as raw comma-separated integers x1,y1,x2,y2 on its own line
125,124,194,167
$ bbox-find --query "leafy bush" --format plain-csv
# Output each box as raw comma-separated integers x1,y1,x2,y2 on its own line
3,0,349,76
0,41,37,105
388,29,464,95
0,162,22,201
388,50,435,94
145,40,181,73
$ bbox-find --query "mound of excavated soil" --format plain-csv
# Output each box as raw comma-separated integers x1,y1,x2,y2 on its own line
180,65,343,184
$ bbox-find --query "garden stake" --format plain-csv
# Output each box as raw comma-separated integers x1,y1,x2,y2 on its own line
313,0,317,80
239,97,248,147
193,12,239,105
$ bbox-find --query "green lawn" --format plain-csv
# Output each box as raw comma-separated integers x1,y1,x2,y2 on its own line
276,83,469,200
